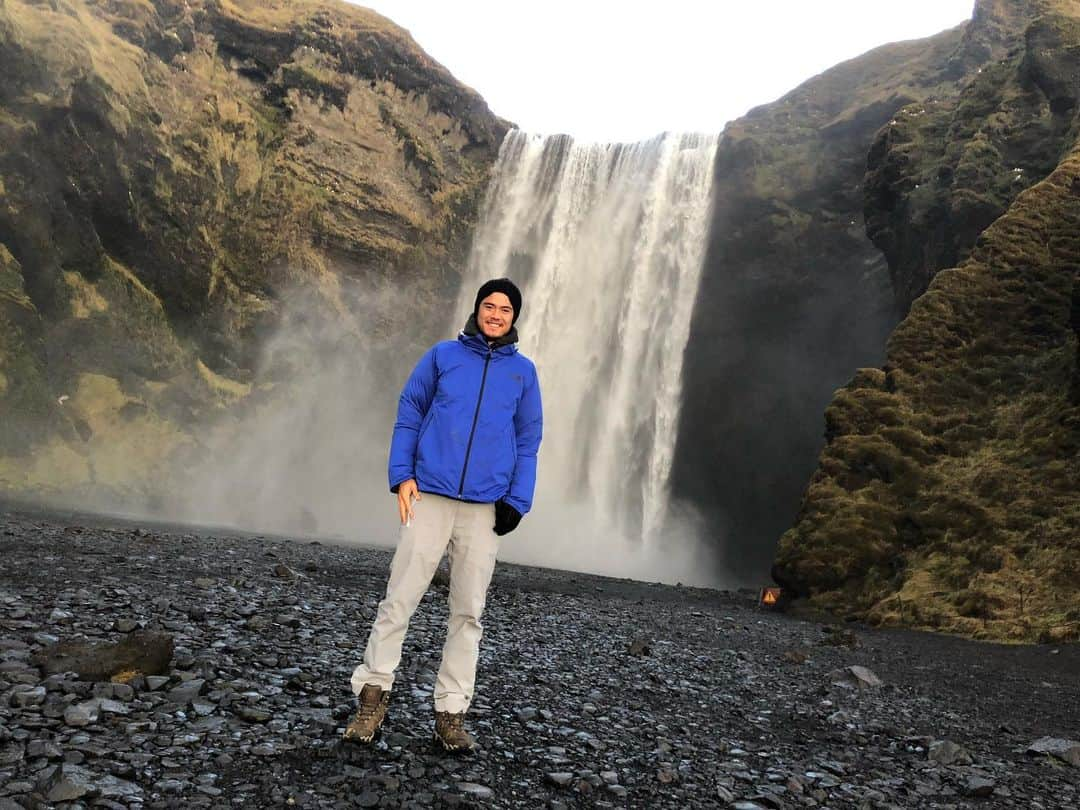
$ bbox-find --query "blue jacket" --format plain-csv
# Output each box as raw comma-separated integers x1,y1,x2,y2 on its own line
387,327,543,514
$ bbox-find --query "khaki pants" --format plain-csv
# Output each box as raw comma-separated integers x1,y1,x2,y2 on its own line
350,493,500,713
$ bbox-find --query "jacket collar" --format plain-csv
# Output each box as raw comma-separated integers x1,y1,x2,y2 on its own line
459,314,519,355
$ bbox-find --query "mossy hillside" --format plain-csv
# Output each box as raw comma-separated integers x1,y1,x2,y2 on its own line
865,9,1080,311
774,130,1080,642
673,0,1044,580
0,246,67,456
0,0,506,499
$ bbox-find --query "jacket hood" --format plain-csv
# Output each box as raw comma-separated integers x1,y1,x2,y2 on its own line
461,314,519,352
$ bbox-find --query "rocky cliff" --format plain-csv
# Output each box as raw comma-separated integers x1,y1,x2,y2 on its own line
773,0,1080,641
674,0,1045,582
0,0,507,497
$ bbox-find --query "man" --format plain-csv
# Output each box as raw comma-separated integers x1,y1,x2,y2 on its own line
344,278,543,752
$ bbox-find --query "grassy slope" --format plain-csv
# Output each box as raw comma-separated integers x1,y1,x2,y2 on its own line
774,3,1080,642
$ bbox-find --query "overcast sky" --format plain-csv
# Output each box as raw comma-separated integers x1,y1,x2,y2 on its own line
352,1,976,142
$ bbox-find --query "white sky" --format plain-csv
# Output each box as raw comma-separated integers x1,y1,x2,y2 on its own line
351,0,976,142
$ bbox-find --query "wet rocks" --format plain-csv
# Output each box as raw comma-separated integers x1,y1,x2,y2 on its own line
928,739,974,766
0,509,1078,808
63,700,101,727
828,664,883,689
1027,736,1080,767
966,774,996,797
9,684,45,707
166,678,205,705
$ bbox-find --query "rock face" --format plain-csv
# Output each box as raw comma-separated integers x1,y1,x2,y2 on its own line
673,0,1041,580
0,0,507,495
773,0,1080,641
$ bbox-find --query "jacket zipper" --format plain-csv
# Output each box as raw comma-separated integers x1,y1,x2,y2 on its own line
458,347,492,496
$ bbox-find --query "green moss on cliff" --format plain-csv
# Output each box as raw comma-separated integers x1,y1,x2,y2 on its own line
773,1,1080,643
0,244,65,456
777,141,1080,642
866,10,1080,311
0,0,507,499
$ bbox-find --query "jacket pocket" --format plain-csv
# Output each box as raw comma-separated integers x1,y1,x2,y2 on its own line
416,408,437,461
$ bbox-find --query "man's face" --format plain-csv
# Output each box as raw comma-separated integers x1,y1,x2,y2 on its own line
477,292,514,339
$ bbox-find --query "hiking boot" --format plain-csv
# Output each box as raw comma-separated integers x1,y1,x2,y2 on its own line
343,684,389,744
434,711,477,752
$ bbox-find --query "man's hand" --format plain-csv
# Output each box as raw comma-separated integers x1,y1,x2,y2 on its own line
397,479,421,525
493,499,522,536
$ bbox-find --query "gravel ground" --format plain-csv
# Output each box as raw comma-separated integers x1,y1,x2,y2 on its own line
0,503,1078,809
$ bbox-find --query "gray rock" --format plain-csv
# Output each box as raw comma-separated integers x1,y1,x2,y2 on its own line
1026,737,1080,767
966,775,995,797
44,764,97,802
547,772,574,787
97,698,129,715
928,740,974,766
9,685,46,708
145,675,170,691
64,699,100,727
829,665,883,689
27,739,63,759
238,705,272,722
457,782,494,798
167,678,205,705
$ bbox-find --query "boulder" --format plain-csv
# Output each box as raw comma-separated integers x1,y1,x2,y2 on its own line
33,631,173,681
1026,737,1080,767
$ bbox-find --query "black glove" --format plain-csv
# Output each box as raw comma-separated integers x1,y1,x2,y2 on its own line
493,499,522,536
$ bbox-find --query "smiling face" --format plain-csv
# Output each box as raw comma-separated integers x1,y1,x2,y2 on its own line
477,292,514,339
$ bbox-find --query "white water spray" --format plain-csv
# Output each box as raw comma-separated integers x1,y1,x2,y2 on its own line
459,130,719,551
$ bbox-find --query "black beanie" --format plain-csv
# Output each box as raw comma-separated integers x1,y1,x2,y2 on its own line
473,278,522,324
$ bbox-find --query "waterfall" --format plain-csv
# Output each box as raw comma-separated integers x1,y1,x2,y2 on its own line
458,130,718,543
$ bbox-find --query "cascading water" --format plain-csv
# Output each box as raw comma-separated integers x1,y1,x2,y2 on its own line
458,129,719,545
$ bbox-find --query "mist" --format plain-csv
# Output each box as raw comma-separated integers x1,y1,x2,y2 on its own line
147,277,726,589
142,129,730,590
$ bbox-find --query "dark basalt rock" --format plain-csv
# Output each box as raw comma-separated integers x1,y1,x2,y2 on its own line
33,630,174,681
1,508,1078,809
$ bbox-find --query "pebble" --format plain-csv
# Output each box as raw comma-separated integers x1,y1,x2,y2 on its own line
457,782,494,798
63,700,100,727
